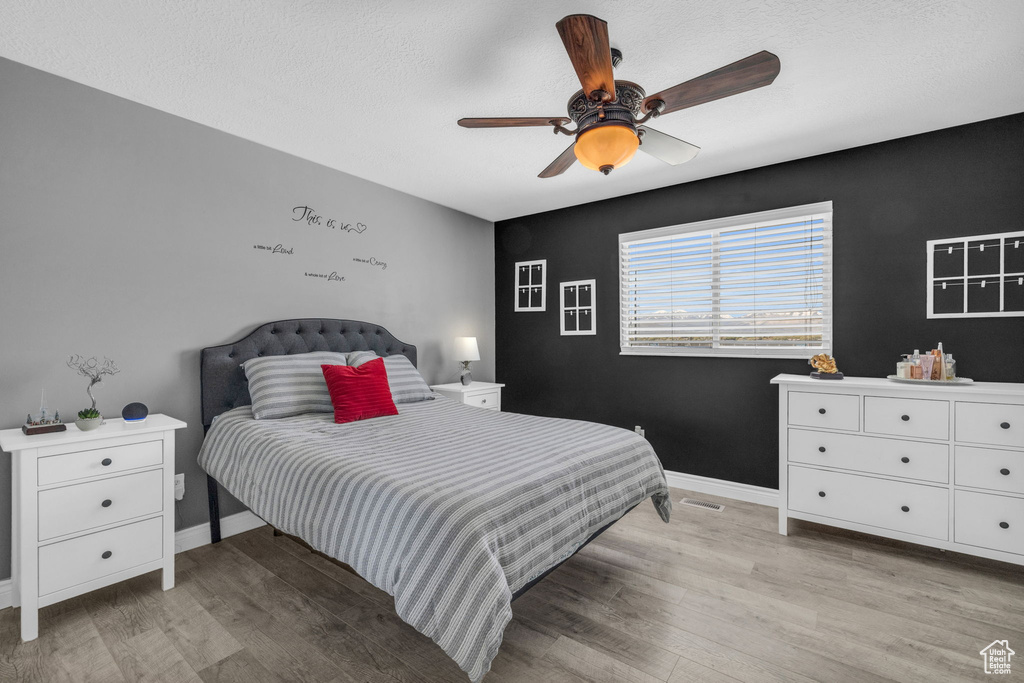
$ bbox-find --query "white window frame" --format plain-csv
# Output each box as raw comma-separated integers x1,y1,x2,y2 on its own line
926,230,1024,318
560,279,596,335
619,201,833,359
514,259,546,312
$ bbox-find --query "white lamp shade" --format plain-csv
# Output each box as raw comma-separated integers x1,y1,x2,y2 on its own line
453,336,480,362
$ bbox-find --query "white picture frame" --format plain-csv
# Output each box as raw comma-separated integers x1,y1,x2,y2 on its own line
927,230,1024,318
515,260,546,312
560,279,596,335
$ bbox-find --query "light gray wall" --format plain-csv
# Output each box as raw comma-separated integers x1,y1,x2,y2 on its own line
0,58,495,581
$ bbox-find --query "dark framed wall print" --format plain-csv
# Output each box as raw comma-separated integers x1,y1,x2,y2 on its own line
515,260,547,312
560,279,596,335
927,230,1024,318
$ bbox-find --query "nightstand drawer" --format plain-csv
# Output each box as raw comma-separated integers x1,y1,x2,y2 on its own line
865,396,949,440
465,391,500,410
955,490,1024,556
38,469,163,541
788,429,948,483
955,446,1024,495
38,516,163,596
789,466,948,540
956,402,1024,448
38,440,163,486
788,392,859,431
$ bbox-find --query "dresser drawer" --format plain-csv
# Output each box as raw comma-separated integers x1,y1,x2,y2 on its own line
864,396,949,440
955,446,1024,495
38,440,163,486
788,430,948,483
955,402,1024,448
38,516,163,596
465,390,500,410
788,392,859,431
789,466,948,540
955,490,1024,556
38,469,163,541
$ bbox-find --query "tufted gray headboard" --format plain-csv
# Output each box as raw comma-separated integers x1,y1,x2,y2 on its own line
200,318,417,430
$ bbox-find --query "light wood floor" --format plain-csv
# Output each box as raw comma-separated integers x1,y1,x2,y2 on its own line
2,488,1022,682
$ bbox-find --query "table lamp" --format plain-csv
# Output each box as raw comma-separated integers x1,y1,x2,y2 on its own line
454,337,480,386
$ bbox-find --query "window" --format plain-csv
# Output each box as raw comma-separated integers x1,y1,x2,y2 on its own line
619,202,833,358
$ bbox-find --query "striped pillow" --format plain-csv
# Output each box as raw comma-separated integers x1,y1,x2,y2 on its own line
347,351,433,403
242,351,348,419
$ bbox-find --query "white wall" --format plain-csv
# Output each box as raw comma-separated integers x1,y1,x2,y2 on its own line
0,57,495,580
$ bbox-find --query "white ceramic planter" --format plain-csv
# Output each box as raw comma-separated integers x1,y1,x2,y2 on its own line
75,416,103,431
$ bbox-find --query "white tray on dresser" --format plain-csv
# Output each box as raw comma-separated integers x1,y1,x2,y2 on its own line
772,374,1024,566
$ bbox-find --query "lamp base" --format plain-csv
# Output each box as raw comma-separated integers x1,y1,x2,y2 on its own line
460,369,472,386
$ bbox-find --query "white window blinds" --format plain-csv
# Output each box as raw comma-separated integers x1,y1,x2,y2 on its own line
619,202,833,358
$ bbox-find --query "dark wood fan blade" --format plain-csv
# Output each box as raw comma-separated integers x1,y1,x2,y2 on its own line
539,143,577,178
555,14,615,102
643,51,780,115
459,117,571,128
637,126,700,165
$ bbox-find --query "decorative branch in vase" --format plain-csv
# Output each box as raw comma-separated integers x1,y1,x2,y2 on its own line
67,355,120,430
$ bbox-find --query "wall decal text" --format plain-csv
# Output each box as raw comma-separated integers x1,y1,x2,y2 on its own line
353,256,388,271
253,243,294,254
304,271,346,283
292,206,367,234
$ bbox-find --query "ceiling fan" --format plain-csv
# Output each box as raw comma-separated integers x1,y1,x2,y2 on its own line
458,14,780,178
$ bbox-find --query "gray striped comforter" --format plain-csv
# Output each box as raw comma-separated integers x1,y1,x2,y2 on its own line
198,397,671,681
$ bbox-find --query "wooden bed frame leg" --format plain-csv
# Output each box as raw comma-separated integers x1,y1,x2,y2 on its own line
207,474,222,544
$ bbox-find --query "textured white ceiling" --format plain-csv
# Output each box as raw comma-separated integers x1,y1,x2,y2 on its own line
2,1,1023,222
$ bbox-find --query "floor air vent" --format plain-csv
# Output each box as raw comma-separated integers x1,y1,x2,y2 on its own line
680,498,724,512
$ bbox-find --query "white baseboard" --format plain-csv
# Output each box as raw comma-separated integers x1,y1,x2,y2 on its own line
0,510,266,611
173,510,267,554
664,469,779,508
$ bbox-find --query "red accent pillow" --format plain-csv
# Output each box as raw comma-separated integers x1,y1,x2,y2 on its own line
321,359,399,424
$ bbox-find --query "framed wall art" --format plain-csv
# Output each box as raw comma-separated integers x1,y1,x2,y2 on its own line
560,279,596,335
927,230,1024,318
515,260,546,312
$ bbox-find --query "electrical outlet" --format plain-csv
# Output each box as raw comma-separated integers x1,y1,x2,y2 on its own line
634,425,645,438
174,473,185,501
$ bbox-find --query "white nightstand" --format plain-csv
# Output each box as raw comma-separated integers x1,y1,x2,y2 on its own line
430,382,505,411
0,414,186,641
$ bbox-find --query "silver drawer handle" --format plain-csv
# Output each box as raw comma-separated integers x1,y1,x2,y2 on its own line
101,458,112,466
101,551,112,559
101,499,112,508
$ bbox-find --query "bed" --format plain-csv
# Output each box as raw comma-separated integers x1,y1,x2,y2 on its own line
198,318,671,682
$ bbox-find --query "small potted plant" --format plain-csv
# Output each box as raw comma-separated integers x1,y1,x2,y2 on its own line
67,355,119,431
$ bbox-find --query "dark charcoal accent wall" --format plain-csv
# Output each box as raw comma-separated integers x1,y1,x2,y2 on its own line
495,113,1024,489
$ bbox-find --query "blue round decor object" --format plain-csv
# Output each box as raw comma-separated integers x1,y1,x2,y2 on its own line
122,402,149,423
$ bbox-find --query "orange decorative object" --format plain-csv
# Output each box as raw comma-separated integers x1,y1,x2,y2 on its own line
809,354,839,374
574,124,639,174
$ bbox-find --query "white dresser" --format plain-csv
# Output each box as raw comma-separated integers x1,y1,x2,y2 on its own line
0,414,186,640
773,374,1024,565
430,382,504,411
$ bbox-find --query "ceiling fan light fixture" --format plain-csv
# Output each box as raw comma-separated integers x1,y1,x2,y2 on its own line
573,123,639,175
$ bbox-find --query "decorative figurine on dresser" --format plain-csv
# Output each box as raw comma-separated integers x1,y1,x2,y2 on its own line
773,371,1024,566
0,409,185,641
